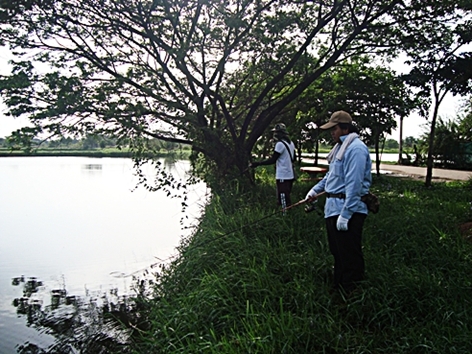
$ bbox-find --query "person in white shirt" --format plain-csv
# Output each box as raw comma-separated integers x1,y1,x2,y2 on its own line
305,111,372,295
250,123,296,208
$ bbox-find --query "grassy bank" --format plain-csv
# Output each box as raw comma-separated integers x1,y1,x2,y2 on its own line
127,172,472,353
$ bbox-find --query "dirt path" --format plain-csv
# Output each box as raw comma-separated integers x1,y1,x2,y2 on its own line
302,158,472,181
376,163,472,181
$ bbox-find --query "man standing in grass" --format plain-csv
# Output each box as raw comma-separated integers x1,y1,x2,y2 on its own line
250,123,296,208
305,111,372,295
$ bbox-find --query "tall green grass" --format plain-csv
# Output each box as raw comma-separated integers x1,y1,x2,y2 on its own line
128,173,472,354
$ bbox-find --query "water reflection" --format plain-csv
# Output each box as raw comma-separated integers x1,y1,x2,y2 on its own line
82,164,103,171
0,157,207,353
11,275,133,353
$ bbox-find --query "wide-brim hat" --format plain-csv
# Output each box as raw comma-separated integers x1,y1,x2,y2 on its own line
320,111,352,129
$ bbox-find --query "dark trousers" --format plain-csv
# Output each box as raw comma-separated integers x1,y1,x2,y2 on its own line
325,213,366,292
276,179,293,206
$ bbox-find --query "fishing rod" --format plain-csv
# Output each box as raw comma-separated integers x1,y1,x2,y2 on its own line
111,191,326,279
282,191,325,212
191,191,326,248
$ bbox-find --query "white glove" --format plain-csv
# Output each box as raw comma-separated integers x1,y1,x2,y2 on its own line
305,189,318,201
336,216,349,231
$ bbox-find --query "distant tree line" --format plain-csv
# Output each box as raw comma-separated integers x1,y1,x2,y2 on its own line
0,133,188,152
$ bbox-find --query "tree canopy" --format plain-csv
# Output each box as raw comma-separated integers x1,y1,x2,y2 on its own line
0,0,466,190
400,1,472,186
325,61,415,175
288,58,415,174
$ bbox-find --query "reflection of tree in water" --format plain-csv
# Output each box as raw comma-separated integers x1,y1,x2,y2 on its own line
11,276,134,353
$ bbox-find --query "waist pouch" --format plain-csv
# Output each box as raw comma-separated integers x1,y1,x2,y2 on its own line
326,192,380,214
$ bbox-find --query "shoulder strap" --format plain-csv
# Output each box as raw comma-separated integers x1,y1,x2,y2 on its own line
280,140,295,162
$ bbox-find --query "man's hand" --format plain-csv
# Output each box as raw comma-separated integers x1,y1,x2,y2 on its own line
336,216,349,231
305,189,318,202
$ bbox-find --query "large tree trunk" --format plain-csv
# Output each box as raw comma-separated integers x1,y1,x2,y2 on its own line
202,136,255,192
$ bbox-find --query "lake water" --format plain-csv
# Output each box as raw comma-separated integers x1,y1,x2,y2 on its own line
0,157,207,353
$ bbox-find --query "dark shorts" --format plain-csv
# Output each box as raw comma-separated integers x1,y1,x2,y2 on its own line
276,179,294,206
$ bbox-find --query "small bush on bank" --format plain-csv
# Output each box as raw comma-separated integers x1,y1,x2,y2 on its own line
128,174,472,354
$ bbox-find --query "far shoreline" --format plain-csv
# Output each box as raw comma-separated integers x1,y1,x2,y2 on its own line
0,149,190,159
